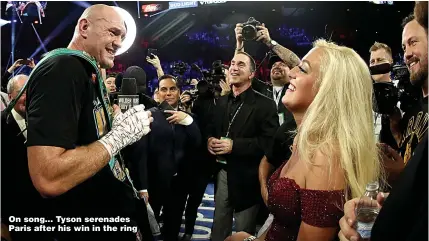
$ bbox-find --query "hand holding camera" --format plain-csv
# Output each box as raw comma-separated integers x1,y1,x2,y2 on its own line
255,23,272,45
146,54,162,70
235,23,244,50
8,58,35,73
180,92,192,104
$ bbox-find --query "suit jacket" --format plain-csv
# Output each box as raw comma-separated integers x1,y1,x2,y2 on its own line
127,108,201,193
209,87,279,211
1,113,45,220
252,78,294,126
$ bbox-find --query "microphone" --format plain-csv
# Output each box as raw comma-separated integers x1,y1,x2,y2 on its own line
123,66,147,94
118,78,139,113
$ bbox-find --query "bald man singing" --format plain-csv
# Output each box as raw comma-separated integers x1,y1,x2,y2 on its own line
25,5,153,241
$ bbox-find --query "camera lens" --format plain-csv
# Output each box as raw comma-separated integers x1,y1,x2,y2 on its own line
242,25,257,41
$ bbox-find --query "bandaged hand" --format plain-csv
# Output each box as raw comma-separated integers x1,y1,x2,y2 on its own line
98,105,153,158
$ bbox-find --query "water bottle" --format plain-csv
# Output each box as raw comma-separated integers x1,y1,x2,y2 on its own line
355,181,380,241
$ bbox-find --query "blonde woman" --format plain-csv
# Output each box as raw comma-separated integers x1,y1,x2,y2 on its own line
226,39,384,241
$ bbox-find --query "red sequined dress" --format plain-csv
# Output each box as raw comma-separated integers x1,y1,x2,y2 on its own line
265,162,345,241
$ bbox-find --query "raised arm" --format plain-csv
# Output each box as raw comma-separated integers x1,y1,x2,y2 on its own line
256,23,300,68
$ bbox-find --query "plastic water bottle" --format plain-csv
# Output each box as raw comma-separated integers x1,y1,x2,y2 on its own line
355,181,380,241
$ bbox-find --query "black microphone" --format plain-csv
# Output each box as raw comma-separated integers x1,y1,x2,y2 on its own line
118,78,139,113
123,66,147,94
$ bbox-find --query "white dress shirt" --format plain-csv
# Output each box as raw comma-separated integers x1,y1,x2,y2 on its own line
12,109,27,140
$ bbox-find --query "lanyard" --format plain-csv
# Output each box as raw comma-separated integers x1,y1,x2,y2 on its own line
225,102,244,137
273,86,284,109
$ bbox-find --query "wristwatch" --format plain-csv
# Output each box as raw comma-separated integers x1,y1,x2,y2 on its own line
268,39,278,49
243,236,257,241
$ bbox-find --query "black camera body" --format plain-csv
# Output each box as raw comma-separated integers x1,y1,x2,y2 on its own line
371,63,422,114
171,61,190,85
241,17,262,41
171,61,189,76
188,60,227,98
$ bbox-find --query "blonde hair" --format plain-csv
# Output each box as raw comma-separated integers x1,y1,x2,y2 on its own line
369,41,393,62
296,39,384,200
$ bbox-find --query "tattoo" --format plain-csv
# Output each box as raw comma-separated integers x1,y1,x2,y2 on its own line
272,44,300,68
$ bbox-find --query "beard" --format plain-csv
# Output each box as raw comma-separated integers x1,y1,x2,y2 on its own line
410,61,428,87
271,75,289,86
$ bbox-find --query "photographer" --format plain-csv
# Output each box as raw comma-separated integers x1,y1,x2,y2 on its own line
2,58,35,92
369,42,399,145
234,22,300,70
180,79,199,113
146,54,165,79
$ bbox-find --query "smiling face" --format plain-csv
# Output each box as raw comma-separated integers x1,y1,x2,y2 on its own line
228,53,255,86
271,61,290,86
282,47,321,113
402,19,428,87
78,5,126,69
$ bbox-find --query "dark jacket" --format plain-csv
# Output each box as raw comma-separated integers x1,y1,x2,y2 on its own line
127,108,201,192
1,112,49,240
208,87,279,211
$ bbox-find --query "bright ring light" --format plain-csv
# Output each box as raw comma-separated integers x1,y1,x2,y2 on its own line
113,7,136,56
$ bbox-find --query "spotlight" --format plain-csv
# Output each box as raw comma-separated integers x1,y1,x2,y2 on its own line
34,20,39,24
113,7,137,56
0,19,11,27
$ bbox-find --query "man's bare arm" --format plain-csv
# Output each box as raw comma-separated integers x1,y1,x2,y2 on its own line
234,23,244,56
255,24,301,68
269,44,301,68
28,142,110,197
258,156,274,187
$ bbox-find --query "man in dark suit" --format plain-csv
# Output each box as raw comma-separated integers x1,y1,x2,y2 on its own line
1,74,49,241
207,52,279,241
128,75,201,241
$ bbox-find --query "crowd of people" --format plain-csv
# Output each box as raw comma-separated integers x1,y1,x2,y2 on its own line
1,2,427,241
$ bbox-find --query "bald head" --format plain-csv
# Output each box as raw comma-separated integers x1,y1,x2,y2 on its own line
7,74,28,95
7,74,28,116
77,4,123,29
69,4,126,69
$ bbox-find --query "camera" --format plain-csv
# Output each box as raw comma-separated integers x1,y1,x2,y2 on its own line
171,61,190,85
171,61,189,76
371,63,422,114
190,61,227,98
241,17,262,41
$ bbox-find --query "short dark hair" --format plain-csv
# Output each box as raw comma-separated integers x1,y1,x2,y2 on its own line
402,13,415,29
414,1,428,30
236,52,256,72
158,74,178,88
107,72,118,78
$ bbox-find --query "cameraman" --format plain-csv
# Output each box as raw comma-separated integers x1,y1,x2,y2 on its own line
2,58,36,92
369,42,399,146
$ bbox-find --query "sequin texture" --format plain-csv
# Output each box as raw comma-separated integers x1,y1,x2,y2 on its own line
265,162,345,241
